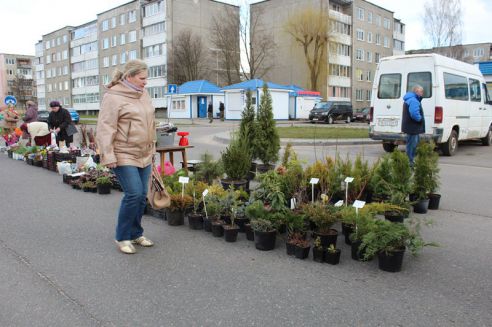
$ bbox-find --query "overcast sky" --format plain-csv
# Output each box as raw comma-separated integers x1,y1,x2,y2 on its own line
1,0,490,55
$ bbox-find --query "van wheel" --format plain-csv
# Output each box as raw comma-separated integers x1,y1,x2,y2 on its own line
327,116,334,124
441,130,458,156
481,127,492,146
382,143,397,153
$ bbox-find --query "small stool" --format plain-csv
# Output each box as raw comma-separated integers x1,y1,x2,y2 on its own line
177,131,189,146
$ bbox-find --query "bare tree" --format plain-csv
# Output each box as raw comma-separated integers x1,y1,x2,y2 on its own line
424,0,463,48
285,7,331,91
170,29,208,84
242,7,276,80
10,74,33,109
210,7,241,85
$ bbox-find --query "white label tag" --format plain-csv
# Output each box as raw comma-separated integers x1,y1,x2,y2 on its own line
290,198,297,209
310,178,319,184
202,189,209,197
353,200,366,209
179,176,189,184
334,200,344,207
344,177,354,183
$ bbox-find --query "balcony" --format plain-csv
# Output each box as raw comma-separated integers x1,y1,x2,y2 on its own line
329,9,352,25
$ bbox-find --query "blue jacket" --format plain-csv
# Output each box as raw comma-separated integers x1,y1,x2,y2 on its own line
401,92,425,134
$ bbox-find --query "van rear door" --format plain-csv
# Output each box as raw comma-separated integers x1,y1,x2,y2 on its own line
373,73,404,133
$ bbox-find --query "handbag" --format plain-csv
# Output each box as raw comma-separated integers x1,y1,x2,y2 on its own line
66,123,78,136
147,164,171,209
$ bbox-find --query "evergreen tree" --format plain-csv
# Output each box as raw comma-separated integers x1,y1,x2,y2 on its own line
255,83,280,165
239,90,257,159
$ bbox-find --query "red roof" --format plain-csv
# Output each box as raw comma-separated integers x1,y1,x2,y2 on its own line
297,91,321,96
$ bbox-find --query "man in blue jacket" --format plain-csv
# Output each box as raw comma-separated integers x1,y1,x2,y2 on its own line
402,85,425,166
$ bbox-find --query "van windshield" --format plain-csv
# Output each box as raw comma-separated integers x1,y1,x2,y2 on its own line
313,102,332,110
378,73,401,99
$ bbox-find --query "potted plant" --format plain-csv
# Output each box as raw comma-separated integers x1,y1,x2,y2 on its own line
293,237,311,260
325,244,341,265
187,182,204,230
360,218,437,272
220,133,251,191
167,194,193,226
312,237,325,263
254,83,280,173
301,202,339,248
246,200,277,250
339,206,357,245
413,141,440,212
223,206,240,242
239,90,258,180
96,176,112,195
194,152,223,185
349,212,376,261
203,196,221,233
284,210,306,255
82,181,97,193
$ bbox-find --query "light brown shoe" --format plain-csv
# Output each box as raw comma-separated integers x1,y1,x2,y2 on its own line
132,236,154,247
115,240,136,254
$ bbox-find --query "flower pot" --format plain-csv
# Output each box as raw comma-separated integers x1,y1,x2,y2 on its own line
384,211,404,223
220,179,248,191
167,210,185,226
211,221,224,237
33,159,43,167
278,223,287,234
286,242,296,256
312,247,325,263
97,184,111,195
413,199,430,214
351,240,365,261
221,214,231,225
378,248,405,272
83,187,92,193
256,163,275,174
428,193,441,210
245,224,254,241
223,225,240,242
341,222,354,236
294,245,310,259
313,230,338,248
188,213,204,230
63,174,71,184
254,230,277,251
235,216,250,233
325,249,341,265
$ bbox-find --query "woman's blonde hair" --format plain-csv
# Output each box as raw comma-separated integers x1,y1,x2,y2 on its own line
107,59,148,88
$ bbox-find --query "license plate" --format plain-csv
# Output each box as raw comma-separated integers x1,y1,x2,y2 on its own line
378,118,398,127
312,118,319,121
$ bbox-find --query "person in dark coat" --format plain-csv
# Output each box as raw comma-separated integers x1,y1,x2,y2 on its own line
401,85,425,166
47,100,73,147
208,103,213,123
219,102,225,121
21,100,38,139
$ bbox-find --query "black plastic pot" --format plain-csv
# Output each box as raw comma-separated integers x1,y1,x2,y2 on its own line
33,160,43,167
428,193,441,210
351,240,365,261
203,217,213,232
223,225,239,242
254,230,277,251
384,211,404,223
286,242,296,256
147,206,166,219
313,230,338,248
221,214,231,225
97,184,111,195
278,223,287,234
294,245,310,259
211,221,224,237
62,174,71,184
235,216,250,233
325,249,341,265
378,248,405,272
220,179,248,191
188,213,204,230
167,210,185,226
413,199,430,214
312,247,325,263
245,224,254,241
256,163,275,174
341,223,354,236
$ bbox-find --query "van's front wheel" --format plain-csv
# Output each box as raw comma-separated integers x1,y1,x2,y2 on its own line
382,142,397,153
441,130,458,156
481,127,492,146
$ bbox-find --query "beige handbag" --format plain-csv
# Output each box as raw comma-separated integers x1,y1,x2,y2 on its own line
147,164,171,209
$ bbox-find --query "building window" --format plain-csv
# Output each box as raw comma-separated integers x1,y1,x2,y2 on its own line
144,1,164,17
147,86,165,98
112,54,118,66
375,52,380,63
57,37,61,46
5,58,15,65
148,65,166,78
329,64,351,77
473,48,484,57
120,14,126,26
120,52,127,64
366,71,372,82
129,50,137,60
367,51,372,62
102,20,109,31
356,69,363,81
357,7,364,20
102,75,110,85
367,11,373,24
356,89,364,101
367,32,373,43
383,18,391,30
45,41,50,50
103,57,109,67
47,69,52,78
128,30,137,42
46,55,51,64
356,49,364,61
143,23,165,37
376,15,381,26
376,34,381,45
63,50,68,60
366,90,372,101
102,38,109,49
111,35,117,47
63,66,68,75
129,10,137,23
64,81,69,90
111,17,117,28
120,33,126,45
356,29,364,41
331,21,351,35
63,35,68,43
384,36,390,48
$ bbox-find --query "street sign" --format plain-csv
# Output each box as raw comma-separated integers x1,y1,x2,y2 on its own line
4,95,17,106
168,84,177,94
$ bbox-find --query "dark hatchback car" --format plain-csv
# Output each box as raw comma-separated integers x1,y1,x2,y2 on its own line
352,107,370,123
308,101,353,124
37,109,79,124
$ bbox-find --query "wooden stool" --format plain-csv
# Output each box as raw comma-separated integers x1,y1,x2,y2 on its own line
156,145,194,172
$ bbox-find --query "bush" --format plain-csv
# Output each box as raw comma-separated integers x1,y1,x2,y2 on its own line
255,83,280,165
221,133,251,181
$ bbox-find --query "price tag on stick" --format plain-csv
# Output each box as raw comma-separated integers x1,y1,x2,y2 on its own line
202,189,209,218
179,176,189,198
344,176,354,206
309,178,320,203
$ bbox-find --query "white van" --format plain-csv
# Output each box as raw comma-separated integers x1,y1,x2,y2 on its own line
369,54,492,155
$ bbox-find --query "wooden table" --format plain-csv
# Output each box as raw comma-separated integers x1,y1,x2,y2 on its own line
156,145,194,172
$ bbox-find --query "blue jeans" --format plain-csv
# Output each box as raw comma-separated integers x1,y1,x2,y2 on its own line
406,134,420,166
112,165,151,241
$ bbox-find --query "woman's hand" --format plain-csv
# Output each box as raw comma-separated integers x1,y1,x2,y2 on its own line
105,163,117,169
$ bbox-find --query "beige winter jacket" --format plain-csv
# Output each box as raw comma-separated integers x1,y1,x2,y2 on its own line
96,82,156,168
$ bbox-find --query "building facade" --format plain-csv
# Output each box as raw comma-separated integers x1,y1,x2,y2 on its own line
0,53,36,109
251,0,404,111
34,0,239,113
406,43,492,64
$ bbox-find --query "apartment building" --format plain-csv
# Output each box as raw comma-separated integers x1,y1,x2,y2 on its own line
33,0,239,114
0,53,36,109
251,0,404,110
407,43,492,64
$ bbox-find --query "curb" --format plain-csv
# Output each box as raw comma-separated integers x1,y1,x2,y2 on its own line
213,134,381,146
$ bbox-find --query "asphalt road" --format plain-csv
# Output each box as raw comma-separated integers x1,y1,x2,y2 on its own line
1,124,491,326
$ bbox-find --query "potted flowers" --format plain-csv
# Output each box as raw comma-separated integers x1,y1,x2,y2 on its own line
413,141,440,212
301,202,339,248
325,244,341,265
220,133,251,191
167,194,193,226
246,200,278,251
96,176,112,195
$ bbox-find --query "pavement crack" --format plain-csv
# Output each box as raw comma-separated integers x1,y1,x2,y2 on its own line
0,239,114,327
440,208,492,219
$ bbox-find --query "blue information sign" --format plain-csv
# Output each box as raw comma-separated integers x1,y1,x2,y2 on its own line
4,95,17,105
167,84,177,94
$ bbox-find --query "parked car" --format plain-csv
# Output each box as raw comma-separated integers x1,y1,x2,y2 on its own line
36,109,79,124
308,101,353,124
353,107,370,123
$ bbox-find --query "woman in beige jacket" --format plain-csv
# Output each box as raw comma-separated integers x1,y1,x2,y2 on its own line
96,59,156,254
